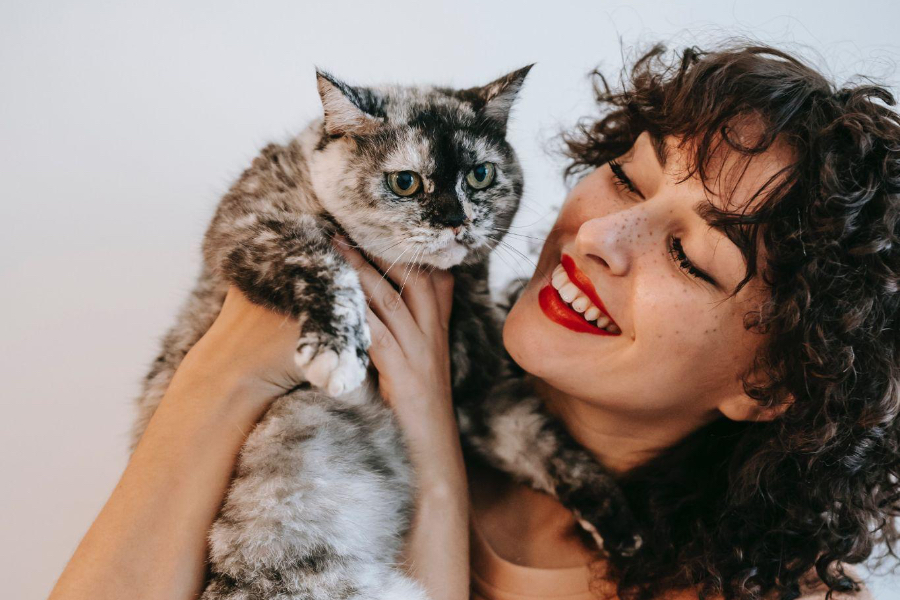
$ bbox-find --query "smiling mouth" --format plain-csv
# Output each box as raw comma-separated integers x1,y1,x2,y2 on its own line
538,254,621,336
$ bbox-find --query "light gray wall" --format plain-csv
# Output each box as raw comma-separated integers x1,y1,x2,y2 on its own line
2,1,899,598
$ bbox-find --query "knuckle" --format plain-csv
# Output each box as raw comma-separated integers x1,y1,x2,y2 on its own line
384,291,401,309
372,327,393,348
374,329,393,348
378,331,391,348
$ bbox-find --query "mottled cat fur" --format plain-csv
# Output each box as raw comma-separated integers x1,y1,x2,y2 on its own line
133,68,639,600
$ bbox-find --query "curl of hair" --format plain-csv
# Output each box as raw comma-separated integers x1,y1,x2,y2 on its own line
562,42,900,600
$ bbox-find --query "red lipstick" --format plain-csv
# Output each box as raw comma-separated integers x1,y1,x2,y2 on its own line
560,254,617,327
539,285,614,335
538,254,620,336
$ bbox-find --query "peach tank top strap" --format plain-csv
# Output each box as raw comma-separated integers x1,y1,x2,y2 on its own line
469,512,598,600
469,509,875,600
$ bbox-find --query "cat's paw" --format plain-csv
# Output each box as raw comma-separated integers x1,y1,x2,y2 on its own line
296,332,369,396
574,501,643,557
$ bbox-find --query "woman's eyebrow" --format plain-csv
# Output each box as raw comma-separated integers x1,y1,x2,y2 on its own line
694,200,750,272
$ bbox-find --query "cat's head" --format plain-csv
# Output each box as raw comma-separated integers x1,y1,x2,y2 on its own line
308,66,531,269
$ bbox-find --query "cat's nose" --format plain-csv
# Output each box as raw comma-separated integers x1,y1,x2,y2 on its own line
441,213,468,228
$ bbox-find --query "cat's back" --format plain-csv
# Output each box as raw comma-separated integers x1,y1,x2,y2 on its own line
216,119,326,219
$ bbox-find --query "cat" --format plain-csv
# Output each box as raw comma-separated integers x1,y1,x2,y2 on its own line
133,67,640,600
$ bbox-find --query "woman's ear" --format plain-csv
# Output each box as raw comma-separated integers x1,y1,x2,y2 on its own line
718,392,793,422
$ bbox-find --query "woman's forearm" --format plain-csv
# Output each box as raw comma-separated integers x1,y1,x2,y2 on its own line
401,406,471,600
49,358,273,600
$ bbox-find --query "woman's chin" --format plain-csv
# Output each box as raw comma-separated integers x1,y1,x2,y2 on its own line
503,284,567,377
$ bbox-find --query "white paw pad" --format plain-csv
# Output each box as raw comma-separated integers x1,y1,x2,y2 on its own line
295,337,366,396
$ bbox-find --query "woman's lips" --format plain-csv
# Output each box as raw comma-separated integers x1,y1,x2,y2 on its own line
560,254,617,327
539,285,617,336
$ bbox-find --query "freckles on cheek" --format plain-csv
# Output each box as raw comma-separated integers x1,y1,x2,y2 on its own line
641,267,702,340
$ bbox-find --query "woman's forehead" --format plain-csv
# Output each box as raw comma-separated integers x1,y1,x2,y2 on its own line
644,131,795,214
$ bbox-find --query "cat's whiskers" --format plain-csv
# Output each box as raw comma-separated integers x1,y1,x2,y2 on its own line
364,237,406,257
491,229,546,243
486,234,548,282
368,244,414,309
414,246,429,285
397,247,422,297
502,208,559,230
489,242,525,281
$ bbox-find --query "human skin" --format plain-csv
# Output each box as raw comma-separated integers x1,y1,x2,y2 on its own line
47,261,466,600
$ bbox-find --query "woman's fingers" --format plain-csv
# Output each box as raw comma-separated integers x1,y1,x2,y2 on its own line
364,252,441,328
334,236,454,335
431,270,455,325
365,307,406,390
333,239,419,337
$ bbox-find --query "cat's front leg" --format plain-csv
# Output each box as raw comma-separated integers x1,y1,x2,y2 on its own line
206,210,370,395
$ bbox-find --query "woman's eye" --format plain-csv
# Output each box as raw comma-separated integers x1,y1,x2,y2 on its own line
386,171,422,197
465,162,495,189
668,236,717,286
609,160,644,199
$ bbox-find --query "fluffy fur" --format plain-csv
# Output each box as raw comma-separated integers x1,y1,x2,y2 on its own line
133,68,639,600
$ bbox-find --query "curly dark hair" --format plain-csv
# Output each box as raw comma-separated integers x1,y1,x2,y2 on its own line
561,42,900,600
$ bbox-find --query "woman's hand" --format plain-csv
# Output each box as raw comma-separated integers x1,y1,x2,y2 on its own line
335,239,470,600
49,288,305,600
178,286,305,412
335,240,455,453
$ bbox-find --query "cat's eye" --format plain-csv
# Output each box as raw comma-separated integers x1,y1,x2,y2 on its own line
386,171,422,197
465,163,495,190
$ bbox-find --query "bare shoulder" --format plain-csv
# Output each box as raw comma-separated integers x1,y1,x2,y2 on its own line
796,565,875,600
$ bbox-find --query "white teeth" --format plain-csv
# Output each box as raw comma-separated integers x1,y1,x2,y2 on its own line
571,296,590,312
551,271,567,290
549,261,620,334
559,282,579,303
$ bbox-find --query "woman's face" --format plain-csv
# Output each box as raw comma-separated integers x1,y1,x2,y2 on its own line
504,132,788,428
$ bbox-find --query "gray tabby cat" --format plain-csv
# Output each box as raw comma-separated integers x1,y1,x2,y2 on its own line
133,67,640,600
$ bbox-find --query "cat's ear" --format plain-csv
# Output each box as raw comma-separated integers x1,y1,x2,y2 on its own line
471,64,534,131
315,70,383,136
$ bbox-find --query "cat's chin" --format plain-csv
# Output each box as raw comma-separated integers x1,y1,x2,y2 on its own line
422,243,471,269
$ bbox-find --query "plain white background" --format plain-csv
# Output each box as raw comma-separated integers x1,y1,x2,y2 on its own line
3,1,900,598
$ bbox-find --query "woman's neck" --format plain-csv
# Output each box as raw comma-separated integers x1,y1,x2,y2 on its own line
531,377,718,475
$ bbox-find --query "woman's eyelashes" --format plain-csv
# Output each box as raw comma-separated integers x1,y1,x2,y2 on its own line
668,236,717,286
609,159,717,287
609,160,644,199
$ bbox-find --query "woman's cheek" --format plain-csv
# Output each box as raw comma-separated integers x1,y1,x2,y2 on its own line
635,272,689,326
565,193,607,226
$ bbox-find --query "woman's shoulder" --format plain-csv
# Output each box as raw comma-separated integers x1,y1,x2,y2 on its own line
794,565,875,600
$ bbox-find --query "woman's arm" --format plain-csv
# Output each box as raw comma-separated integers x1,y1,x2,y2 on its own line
49,289,304,600
51,247,469,600
336,241,470,600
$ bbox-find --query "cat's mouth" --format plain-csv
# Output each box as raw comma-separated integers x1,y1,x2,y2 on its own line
353,226,478,270
421,236,471,269
395,226,476,269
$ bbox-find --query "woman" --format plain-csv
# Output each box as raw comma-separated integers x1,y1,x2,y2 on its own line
49,43,899,600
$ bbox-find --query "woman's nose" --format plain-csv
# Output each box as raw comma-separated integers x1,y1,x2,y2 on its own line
574,207,650,277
